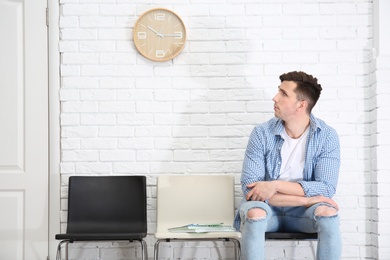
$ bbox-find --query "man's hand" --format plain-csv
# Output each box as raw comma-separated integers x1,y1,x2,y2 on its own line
246,181,277,201
305,195,339,210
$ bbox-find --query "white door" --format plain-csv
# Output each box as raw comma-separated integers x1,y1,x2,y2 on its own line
0,0,49,258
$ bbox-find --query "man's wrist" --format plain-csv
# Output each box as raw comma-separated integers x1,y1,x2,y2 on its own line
272,180,280,193
302,196,310,207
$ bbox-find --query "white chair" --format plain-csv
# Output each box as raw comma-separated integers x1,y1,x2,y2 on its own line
154,174,241,260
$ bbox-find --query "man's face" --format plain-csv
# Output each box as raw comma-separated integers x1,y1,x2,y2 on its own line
272,80,301,121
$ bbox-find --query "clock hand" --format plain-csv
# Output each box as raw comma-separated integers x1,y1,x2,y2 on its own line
147,26,164,37
161,33,183,37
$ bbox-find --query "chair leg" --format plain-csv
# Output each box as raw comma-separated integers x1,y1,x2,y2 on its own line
154,239,239,260
140,239,148,260
154,239,162,260
56,240,70,260
310,240,316,259
231,238,241,260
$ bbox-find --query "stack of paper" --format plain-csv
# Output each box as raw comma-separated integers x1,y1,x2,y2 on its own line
168,223,236,233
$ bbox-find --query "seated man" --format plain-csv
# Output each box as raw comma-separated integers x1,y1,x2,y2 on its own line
234,71,341,260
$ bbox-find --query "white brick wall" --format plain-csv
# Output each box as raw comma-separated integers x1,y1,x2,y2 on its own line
371,54,390,260
58,0,385,259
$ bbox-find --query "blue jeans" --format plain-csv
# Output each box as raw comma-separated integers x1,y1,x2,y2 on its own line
238,201,341,260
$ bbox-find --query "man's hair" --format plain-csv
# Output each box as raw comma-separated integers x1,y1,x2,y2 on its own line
279,71,322,113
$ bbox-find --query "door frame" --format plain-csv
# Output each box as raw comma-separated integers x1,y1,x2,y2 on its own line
48,0,61,258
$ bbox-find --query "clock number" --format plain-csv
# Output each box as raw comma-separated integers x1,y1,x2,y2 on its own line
137,32,146,39
155,12,165,21
156,50,166,58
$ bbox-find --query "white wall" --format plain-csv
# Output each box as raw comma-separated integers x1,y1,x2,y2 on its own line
371,1,390,259
57,0,386,259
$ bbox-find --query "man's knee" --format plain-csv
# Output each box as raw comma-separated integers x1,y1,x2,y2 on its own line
247,208,267,220
315,205,337,217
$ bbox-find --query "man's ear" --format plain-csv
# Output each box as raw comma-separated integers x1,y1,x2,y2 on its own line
297,100,308,111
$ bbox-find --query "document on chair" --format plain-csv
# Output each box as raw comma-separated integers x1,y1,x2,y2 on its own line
168,223,236,233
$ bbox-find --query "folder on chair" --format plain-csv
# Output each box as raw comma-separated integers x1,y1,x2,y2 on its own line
168,223,236,233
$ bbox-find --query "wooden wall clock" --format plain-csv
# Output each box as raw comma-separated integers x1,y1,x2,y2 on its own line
133,8,187,62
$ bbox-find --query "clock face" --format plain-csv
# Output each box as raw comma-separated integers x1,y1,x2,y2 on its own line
133,8,186,62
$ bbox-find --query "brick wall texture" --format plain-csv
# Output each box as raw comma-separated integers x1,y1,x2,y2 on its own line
58,0,389,259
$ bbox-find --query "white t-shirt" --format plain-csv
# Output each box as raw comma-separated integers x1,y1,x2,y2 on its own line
278,127,309,182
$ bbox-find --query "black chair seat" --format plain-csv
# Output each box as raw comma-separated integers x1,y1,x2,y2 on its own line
55,232,147,241
265,232,318,240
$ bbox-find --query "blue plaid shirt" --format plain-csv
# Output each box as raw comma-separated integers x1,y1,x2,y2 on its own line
234,114,340,229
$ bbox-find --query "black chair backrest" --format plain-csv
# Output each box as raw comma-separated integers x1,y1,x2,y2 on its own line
66,176,147,234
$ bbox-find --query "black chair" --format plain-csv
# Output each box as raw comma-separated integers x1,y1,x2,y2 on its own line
265,232,318,258
265,232,318,240
55,176,147,260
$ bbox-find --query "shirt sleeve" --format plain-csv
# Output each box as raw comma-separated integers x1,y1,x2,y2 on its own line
240,127,266,197
298,128,340,198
